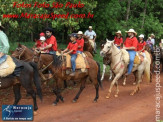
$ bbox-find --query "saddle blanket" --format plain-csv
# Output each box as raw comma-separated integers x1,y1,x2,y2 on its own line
0,55,16,77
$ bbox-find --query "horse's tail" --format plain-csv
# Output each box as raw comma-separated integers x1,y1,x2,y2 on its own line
144,51,151,82
29,62,43,101
96,62,103,88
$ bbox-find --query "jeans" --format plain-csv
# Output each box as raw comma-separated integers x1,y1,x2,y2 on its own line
49,51,56,55
77,51,82,54
117,46,120,49
127,50,136,74
0,55,7,65
71,54,77,72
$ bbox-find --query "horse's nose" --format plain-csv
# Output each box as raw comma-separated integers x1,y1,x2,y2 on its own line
100,51,105,57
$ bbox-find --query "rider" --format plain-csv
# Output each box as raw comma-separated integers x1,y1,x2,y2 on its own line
123,29,138,76
62,33,78,76
114,30,123,49
137,34,146,58
34,32,45,48
84,26,97,54
0,21,10,65
39,36,49,53
76,31,84,54
40,27,57,54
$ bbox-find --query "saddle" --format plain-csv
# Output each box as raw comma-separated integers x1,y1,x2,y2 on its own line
65,53,89,71
89,40,95,49
0,55,16,77
121,49,144,65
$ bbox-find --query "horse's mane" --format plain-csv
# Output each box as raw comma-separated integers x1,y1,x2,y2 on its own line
52,54,63,68
83,35,89,42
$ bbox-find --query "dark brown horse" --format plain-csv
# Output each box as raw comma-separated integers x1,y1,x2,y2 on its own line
0,59,42,112
33,52,102,105
83,35,94,56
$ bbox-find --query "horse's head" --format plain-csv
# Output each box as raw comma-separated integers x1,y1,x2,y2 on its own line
100,39,114,57
100,40,106,50
11,44,27,59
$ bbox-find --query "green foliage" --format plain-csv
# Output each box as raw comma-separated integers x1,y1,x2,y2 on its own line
0,0,162,44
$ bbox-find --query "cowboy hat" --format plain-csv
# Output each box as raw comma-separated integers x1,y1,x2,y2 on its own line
0,21,4,29
139,34,144,38
115,30,122,35
151,33,155,38
125,29,137,35
77,31,83,35
89,26,92,29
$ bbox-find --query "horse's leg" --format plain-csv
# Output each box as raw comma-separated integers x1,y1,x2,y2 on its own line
101,64,106,81
122,76,127,86
106,73,122,99
133,71,137,85
64,80,67,88
53,79,64,105
73,78,86,103
93,83,99,102
130,70,143,95
114,81,119,97
13,83,21,105
109,69,113,81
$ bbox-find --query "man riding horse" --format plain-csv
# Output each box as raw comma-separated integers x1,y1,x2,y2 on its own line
39,27,58,55
84,26,97,54
123,29,138,76
0,22,10,65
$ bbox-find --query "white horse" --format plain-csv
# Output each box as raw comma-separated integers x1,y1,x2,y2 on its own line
100,39,151,98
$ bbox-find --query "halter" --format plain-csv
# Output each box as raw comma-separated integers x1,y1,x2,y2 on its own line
12,46,34,61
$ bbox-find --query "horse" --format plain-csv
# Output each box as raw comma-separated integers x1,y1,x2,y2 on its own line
33,52,102,105
100,41,113,81
100,39,151,98
0,58,42,112
83,35,94,56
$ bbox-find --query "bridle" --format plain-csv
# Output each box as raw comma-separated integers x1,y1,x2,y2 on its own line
12,46,34,61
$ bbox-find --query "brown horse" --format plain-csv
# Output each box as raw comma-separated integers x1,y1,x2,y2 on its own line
33,52,102,105
83,35,94,56
0,59,42,112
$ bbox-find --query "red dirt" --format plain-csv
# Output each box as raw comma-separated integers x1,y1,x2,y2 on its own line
0,73,163,122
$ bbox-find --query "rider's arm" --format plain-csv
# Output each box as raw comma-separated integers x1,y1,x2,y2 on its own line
62,48,68,53
0,32,10,55
65,50,73,55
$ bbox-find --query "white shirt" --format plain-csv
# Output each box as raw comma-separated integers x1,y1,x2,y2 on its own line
151,38,155,45
84,30,96,40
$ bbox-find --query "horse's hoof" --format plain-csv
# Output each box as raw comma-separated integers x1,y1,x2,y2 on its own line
106,96,110,99
52,102,57,106
93,100,97,103
133,83,136,85
34,111,38,116
130,93,134,96
72,99,77,103
114,95,118,98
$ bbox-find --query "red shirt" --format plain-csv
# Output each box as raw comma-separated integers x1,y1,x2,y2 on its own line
137,41,146,52
67,42,78,54
36,40,42,48
46,35,57,51
124,37,138,51
41,42,49,53
76,38,84,52
114,36,123,45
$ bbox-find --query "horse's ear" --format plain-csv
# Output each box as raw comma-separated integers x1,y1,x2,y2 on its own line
106,38,109,42
112,40,115,43
18,43,22,47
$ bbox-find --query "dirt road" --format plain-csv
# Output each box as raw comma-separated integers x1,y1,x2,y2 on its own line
0,73,162,122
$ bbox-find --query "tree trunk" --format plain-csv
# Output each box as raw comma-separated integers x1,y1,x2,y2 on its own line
141,0,148,29
126,0,131,22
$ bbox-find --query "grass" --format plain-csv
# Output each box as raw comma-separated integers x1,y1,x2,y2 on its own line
9,41,110,73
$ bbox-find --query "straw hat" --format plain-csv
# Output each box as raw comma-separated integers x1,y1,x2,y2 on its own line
0,21,4,29
139,34,144,38
151,33,155,38
89,26,92,29
125,29,137,35
77,31,83,35
115,30,122,35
